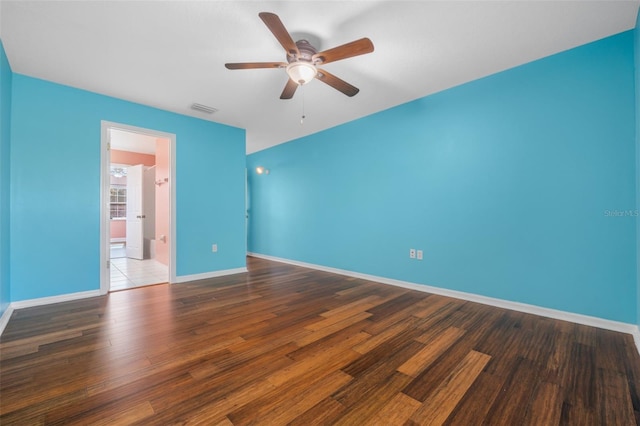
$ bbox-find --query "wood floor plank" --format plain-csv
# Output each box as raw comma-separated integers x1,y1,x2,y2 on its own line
89,400,155,426
0,388,88,425
152,345,295,418
353,315,421,354
409,350,491,425
266,334,367,387
483,356,541,424
402,336,478,402
544,328,572,385
147,335,245,365
410,295,455,318
442,371,505,426
342,333,423,379
288,397,346,426
563,342,597,409
595,328,628,374
397,326,466,377
305,305,373,331
365,291,427,323
295,311,372,347
319,295,382,318
597,367,637,425
286,320,372,362
45,371,195,424
334,339,424,410
153,379,277,425
227,364,352,424
1,256,639,424
620,335,640,422
248,370,352,425
333,372,413,425
370,392,422,425
523,381,563,426
187,341,298,383
211,417,234,426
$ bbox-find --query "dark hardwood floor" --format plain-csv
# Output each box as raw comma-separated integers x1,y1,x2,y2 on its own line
1,256,639,425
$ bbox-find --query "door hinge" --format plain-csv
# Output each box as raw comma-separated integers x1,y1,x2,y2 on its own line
106,260,110,269
107,142,111,150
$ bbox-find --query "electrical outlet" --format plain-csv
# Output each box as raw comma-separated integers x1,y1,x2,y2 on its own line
417,250,423,260
212,244,218,253
409,248,416,259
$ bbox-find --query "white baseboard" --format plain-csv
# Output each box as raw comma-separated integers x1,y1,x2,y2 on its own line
0,267,249,336
0,305,14,336
248,252,639,337
10,290,103,310
174,267,248,284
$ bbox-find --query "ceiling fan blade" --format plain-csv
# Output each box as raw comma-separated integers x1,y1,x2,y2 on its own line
316,69,359,97
259,12,300,57
280,79,298,99
312,38,374,65
225,62,286,70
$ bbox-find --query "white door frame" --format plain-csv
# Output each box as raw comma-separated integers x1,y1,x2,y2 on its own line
100,120,177,294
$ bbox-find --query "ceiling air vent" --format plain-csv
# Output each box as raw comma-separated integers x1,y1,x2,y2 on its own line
191,103,218,114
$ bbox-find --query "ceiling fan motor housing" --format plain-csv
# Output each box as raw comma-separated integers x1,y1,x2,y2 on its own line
288,40,318,64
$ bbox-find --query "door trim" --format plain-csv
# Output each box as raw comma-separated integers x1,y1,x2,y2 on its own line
100,121,177,294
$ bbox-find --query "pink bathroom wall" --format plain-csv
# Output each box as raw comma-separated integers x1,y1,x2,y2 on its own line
111,149,155,166
155,138,170,266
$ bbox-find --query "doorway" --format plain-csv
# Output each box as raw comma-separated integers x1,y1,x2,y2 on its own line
100,122,176,293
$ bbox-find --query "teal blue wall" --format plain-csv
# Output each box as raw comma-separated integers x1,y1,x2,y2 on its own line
0,40,12,316
10,74,246,301
635,10,640,328
248,31,637,324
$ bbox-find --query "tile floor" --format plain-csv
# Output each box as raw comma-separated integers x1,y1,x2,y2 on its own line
110,244,168,291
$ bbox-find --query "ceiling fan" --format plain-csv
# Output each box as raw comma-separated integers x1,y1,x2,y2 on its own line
225,12,374,99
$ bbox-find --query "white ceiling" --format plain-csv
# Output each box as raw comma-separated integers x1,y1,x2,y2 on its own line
109,128,158,155
2,1,638,154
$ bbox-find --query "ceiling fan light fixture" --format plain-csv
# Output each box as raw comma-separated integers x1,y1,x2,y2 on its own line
110,167,127,178
286,61,317,85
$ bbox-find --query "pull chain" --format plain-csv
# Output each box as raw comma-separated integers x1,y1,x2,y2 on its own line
300,84,306,125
